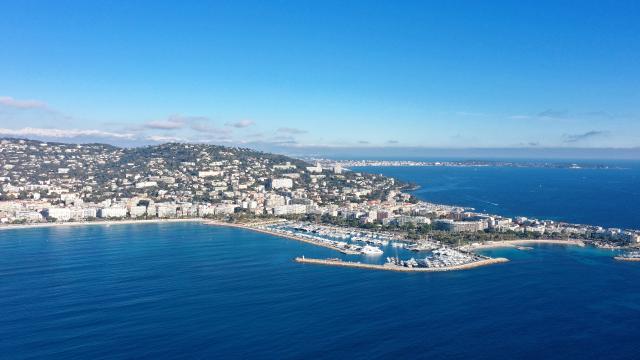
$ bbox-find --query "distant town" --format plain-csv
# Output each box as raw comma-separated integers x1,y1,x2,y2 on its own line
309,158,615,169
1,138,638,265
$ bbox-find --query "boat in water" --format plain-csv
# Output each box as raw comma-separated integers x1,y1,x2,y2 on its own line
361,245,384,256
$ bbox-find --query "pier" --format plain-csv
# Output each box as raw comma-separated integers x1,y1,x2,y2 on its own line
295,256,509,272
614,256,640,262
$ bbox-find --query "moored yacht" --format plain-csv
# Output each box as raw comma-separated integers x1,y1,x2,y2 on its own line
361,245,384,255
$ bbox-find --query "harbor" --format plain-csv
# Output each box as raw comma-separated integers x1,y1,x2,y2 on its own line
206,220,361,254
251,221,411,256
207,220,511,271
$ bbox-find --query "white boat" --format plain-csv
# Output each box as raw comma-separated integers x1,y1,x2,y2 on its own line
361,245,383,255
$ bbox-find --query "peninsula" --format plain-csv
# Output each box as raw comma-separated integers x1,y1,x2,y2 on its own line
1,137,638,270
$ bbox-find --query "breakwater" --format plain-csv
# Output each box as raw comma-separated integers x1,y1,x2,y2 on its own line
614,256,640,262
295,256,509,272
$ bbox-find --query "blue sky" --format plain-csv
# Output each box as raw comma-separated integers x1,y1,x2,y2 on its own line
0,1,639,153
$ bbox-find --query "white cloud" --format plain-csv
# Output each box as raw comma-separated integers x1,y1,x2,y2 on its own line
509,115,532,120
225,119,255,128
563,130,609,143
144,115,189,130
145,135,186,142
190,123,233,135
0,96,48,110
277,127,307,134
0,127,135,139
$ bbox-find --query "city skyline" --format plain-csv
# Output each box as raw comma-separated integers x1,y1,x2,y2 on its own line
1,1,639,155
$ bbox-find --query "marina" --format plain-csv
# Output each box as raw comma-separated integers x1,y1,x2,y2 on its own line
386,247,490,269
206,220,361,255
207,220,511,271
253,222,413,256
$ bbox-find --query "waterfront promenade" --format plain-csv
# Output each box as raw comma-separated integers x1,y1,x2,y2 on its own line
463,239,585,251
0,218,204,231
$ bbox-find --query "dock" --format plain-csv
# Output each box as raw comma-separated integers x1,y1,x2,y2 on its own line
295,256,509,272
206,221,361,254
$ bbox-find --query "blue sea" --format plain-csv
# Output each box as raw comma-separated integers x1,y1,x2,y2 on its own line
1,164,640,359
355,161,640,229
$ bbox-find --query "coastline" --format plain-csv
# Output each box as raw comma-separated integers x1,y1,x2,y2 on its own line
0,219,602,272
0,218,204,231
295,256,510,272
464,239,585,250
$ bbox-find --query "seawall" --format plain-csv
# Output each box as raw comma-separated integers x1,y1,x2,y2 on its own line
295,256,509,272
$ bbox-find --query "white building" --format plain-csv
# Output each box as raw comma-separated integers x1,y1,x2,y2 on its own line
214,204,237,215
98,207,127,219
156,204,177,218
306,162,323,174
270,178,293,189
435,219,487,232
197,205,216,217
43,207,72,222
272,204,307,216
15,210,44,222
273,162,297,171
129,206,148,218
199,170,223,178
136,181,158,189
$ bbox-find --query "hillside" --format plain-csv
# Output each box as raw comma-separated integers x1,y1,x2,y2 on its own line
0,138,401,206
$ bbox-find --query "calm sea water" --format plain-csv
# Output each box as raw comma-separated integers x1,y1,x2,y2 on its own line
355,162,640,229
1,164,640,359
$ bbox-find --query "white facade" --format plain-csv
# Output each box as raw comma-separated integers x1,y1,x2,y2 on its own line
156,204,177,218
129,206,148,217
99,207,127,218
306,163,323,173
273,162,297,170
270,178,293,189
136,181,158,189
44,207,72,221
15,210,44,222
272,204,307,216
199,170,223,178
214,204,237,215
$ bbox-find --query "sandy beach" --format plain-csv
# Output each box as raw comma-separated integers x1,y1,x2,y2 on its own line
464,239,585,250
0,218,204,231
